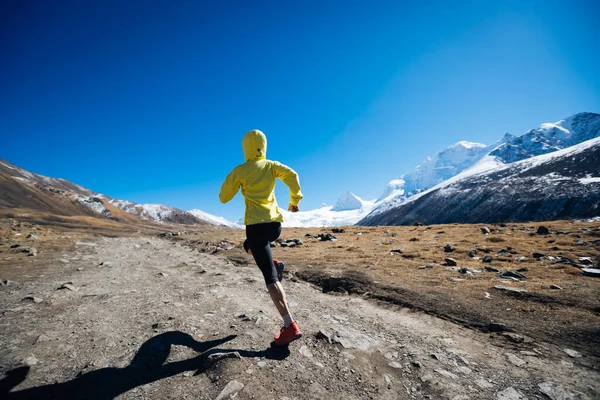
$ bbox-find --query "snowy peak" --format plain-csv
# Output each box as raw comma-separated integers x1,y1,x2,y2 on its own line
331,191,364,211
490,112,600,163
188,209,243,229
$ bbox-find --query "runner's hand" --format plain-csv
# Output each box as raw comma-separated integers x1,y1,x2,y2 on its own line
288,204,299,213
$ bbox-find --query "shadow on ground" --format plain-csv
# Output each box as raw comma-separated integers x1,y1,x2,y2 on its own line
1,331,290,399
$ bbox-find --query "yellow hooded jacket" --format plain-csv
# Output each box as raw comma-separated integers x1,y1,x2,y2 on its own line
219,130,303,225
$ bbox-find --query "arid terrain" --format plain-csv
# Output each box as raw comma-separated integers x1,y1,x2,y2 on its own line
1,211,599,399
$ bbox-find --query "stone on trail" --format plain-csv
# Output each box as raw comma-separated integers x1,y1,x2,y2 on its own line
203,351,241,369
482,256,493,263
215,380,244,400
506,353,526,366
443,244,455,253
538,381,580,400
298,345,313,358
58,282,79,292
550,284,563,290
434,368,458,379
23,356,38,366
316,329,333,343
1,279,20,286
23,296,43,303
562,348,582,358
496,387,527,400
481,226,492,234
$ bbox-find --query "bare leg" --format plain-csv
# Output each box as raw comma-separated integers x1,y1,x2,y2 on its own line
267,281,291,318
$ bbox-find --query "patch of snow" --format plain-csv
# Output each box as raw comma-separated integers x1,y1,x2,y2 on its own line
578,175,600,185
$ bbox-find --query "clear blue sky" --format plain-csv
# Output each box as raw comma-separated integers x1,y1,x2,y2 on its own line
2,0,599,222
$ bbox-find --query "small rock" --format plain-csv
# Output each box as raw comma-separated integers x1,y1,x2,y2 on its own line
485,266,500,273
298,345,313,358
409,237,419,241
475,378,494,389
26,234,38,239
23,356,38,366
215,380,244,400
1,279,19,286
445,258,457,266
434,369,458,379
494,286,527,294
256,361,267,368
157,272,168,277
498,270,527,280
443,244,455,253
468,249,479,257
59,258,70,264
516,267,528,272
203,351,241,368
562,348,581,358
506,353,526,366
481,227,491,234
537,226,550,235
550,284,563,290
482,256,493,263
538,381,579,400
496,387,526,400
23,296,43,303
582,268,600,277
489,322,508,332
390,248,404,254
532,252,546,260
384,374,392,389
578,257,593,265
502,333,525,343
316,330,332,343
58,282,79,292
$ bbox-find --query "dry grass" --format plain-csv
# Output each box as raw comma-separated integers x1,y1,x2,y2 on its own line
195,220,600,355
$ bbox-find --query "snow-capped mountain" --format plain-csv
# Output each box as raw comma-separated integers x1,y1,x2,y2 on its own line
370,112,600,218
395,141,493,196
331,191,365,211
281,191,375,227
359,136,600,225
189,209,243,229
490,112,600,163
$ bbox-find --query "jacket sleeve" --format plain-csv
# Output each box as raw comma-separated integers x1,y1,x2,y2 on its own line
273,162,303,206
219,169,241,203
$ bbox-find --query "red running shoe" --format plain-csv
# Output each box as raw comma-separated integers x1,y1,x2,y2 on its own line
274,322,303,346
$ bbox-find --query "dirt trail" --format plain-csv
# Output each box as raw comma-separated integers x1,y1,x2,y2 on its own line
1,236,598,399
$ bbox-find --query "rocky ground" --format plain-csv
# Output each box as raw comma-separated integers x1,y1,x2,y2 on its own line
0,218,599,399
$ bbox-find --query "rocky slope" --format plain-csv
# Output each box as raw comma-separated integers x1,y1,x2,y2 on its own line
0,159,237,228
359,137,600,226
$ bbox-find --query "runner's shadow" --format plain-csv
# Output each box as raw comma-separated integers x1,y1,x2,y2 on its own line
1,331,236,400
193,342,291,375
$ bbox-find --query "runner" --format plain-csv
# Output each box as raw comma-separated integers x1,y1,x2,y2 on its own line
219,129,303,346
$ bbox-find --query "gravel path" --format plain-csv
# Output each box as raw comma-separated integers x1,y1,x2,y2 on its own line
1,236,598,399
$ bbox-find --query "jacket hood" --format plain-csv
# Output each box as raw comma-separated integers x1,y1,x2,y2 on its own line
242,129,267,161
